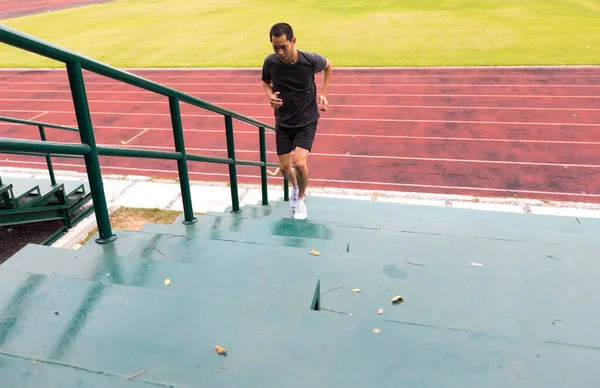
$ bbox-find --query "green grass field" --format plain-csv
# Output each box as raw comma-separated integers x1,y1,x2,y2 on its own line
1,0,599,68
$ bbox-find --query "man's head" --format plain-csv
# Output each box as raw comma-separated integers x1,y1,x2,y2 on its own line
270,23,296,64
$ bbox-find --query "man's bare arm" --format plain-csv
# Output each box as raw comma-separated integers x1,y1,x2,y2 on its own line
319,59,333,111
262,80,282,109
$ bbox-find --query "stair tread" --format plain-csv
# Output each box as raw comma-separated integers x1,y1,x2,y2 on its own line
0,267,597,387
24,218,600,276
167,211,600,250
4,244,318,310
245,197,600,232
3,243,599,348
140,224,348,253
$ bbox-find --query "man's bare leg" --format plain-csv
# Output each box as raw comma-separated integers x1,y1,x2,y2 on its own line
293,147,309,199
278,152,297,186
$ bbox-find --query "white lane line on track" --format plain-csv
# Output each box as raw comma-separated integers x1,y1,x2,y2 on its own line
3,122,600,145
3,121,600,145
4,159,600,199
120,128,149,145
20,142,596,169
2,97,600,112
3,72,600,79
123,144,600,168
1,109,596,127
89,127,600,145
2,89,599,99
26,111,48,121
2,81,600,88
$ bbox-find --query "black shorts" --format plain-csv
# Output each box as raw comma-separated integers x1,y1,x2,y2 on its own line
275,122,318,156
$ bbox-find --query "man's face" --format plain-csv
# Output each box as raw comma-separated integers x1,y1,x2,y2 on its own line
271,34,296,64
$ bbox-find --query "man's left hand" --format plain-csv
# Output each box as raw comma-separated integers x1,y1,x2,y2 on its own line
319,95,329,111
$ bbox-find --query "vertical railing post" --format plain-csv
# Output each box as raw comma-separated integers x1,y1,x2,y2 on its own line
169,96,197,224
38,125,56,186
258,126,269,206
283,179,289,202
66,61,115,244
224,115,241,213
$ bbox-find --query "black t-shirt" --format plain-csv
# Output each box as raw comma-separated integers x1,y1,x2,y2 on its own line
261,50,327,129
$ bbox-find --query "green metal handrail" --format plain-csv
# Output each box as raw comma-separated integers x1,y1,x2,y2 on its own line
0,25,285,244
0,116,78,132
0,26,273,130
0,115,80,185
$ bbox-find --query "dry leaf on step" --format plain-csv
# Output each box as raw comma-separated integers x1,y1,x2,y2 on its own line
215,345,227,355
310,250,320,256
392,295,404,304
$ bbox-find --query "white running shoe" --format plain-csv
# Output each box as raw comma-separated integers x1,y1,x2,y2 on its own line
293,198,308,220
290,186,299,209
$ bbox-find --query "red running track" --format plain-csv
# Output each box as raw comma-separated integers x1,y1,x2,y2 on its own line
1,67,600,204
0,0,112,20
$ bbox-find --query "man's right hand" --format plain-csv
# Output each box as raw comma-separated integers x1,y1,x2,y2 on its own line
270,91,283,109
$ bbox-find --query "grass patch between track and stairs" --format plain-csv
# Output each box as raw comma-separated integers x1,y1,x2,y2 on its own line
79,206,182,245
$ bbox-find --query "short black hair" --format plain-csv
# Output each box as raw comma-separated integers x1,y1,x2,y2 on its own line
270,23,294,42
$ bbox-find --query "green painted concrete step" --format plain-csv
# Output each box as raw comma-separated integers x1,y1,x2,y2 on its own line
138,223,347,253
0,353,154,388
181,209,600,248
123,229,349,262
77,229,155,256
0,269,597,387
4,243,598,349
157,214,599,261
246,197,600,232
133,230,600,278
78,227,345,257
4,244,318,310
241,201,599,235
79,226,600,279
125,221,600,278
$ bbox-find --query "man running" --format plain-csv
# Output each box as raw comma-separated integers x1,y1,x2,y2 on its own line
261,22,332,220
